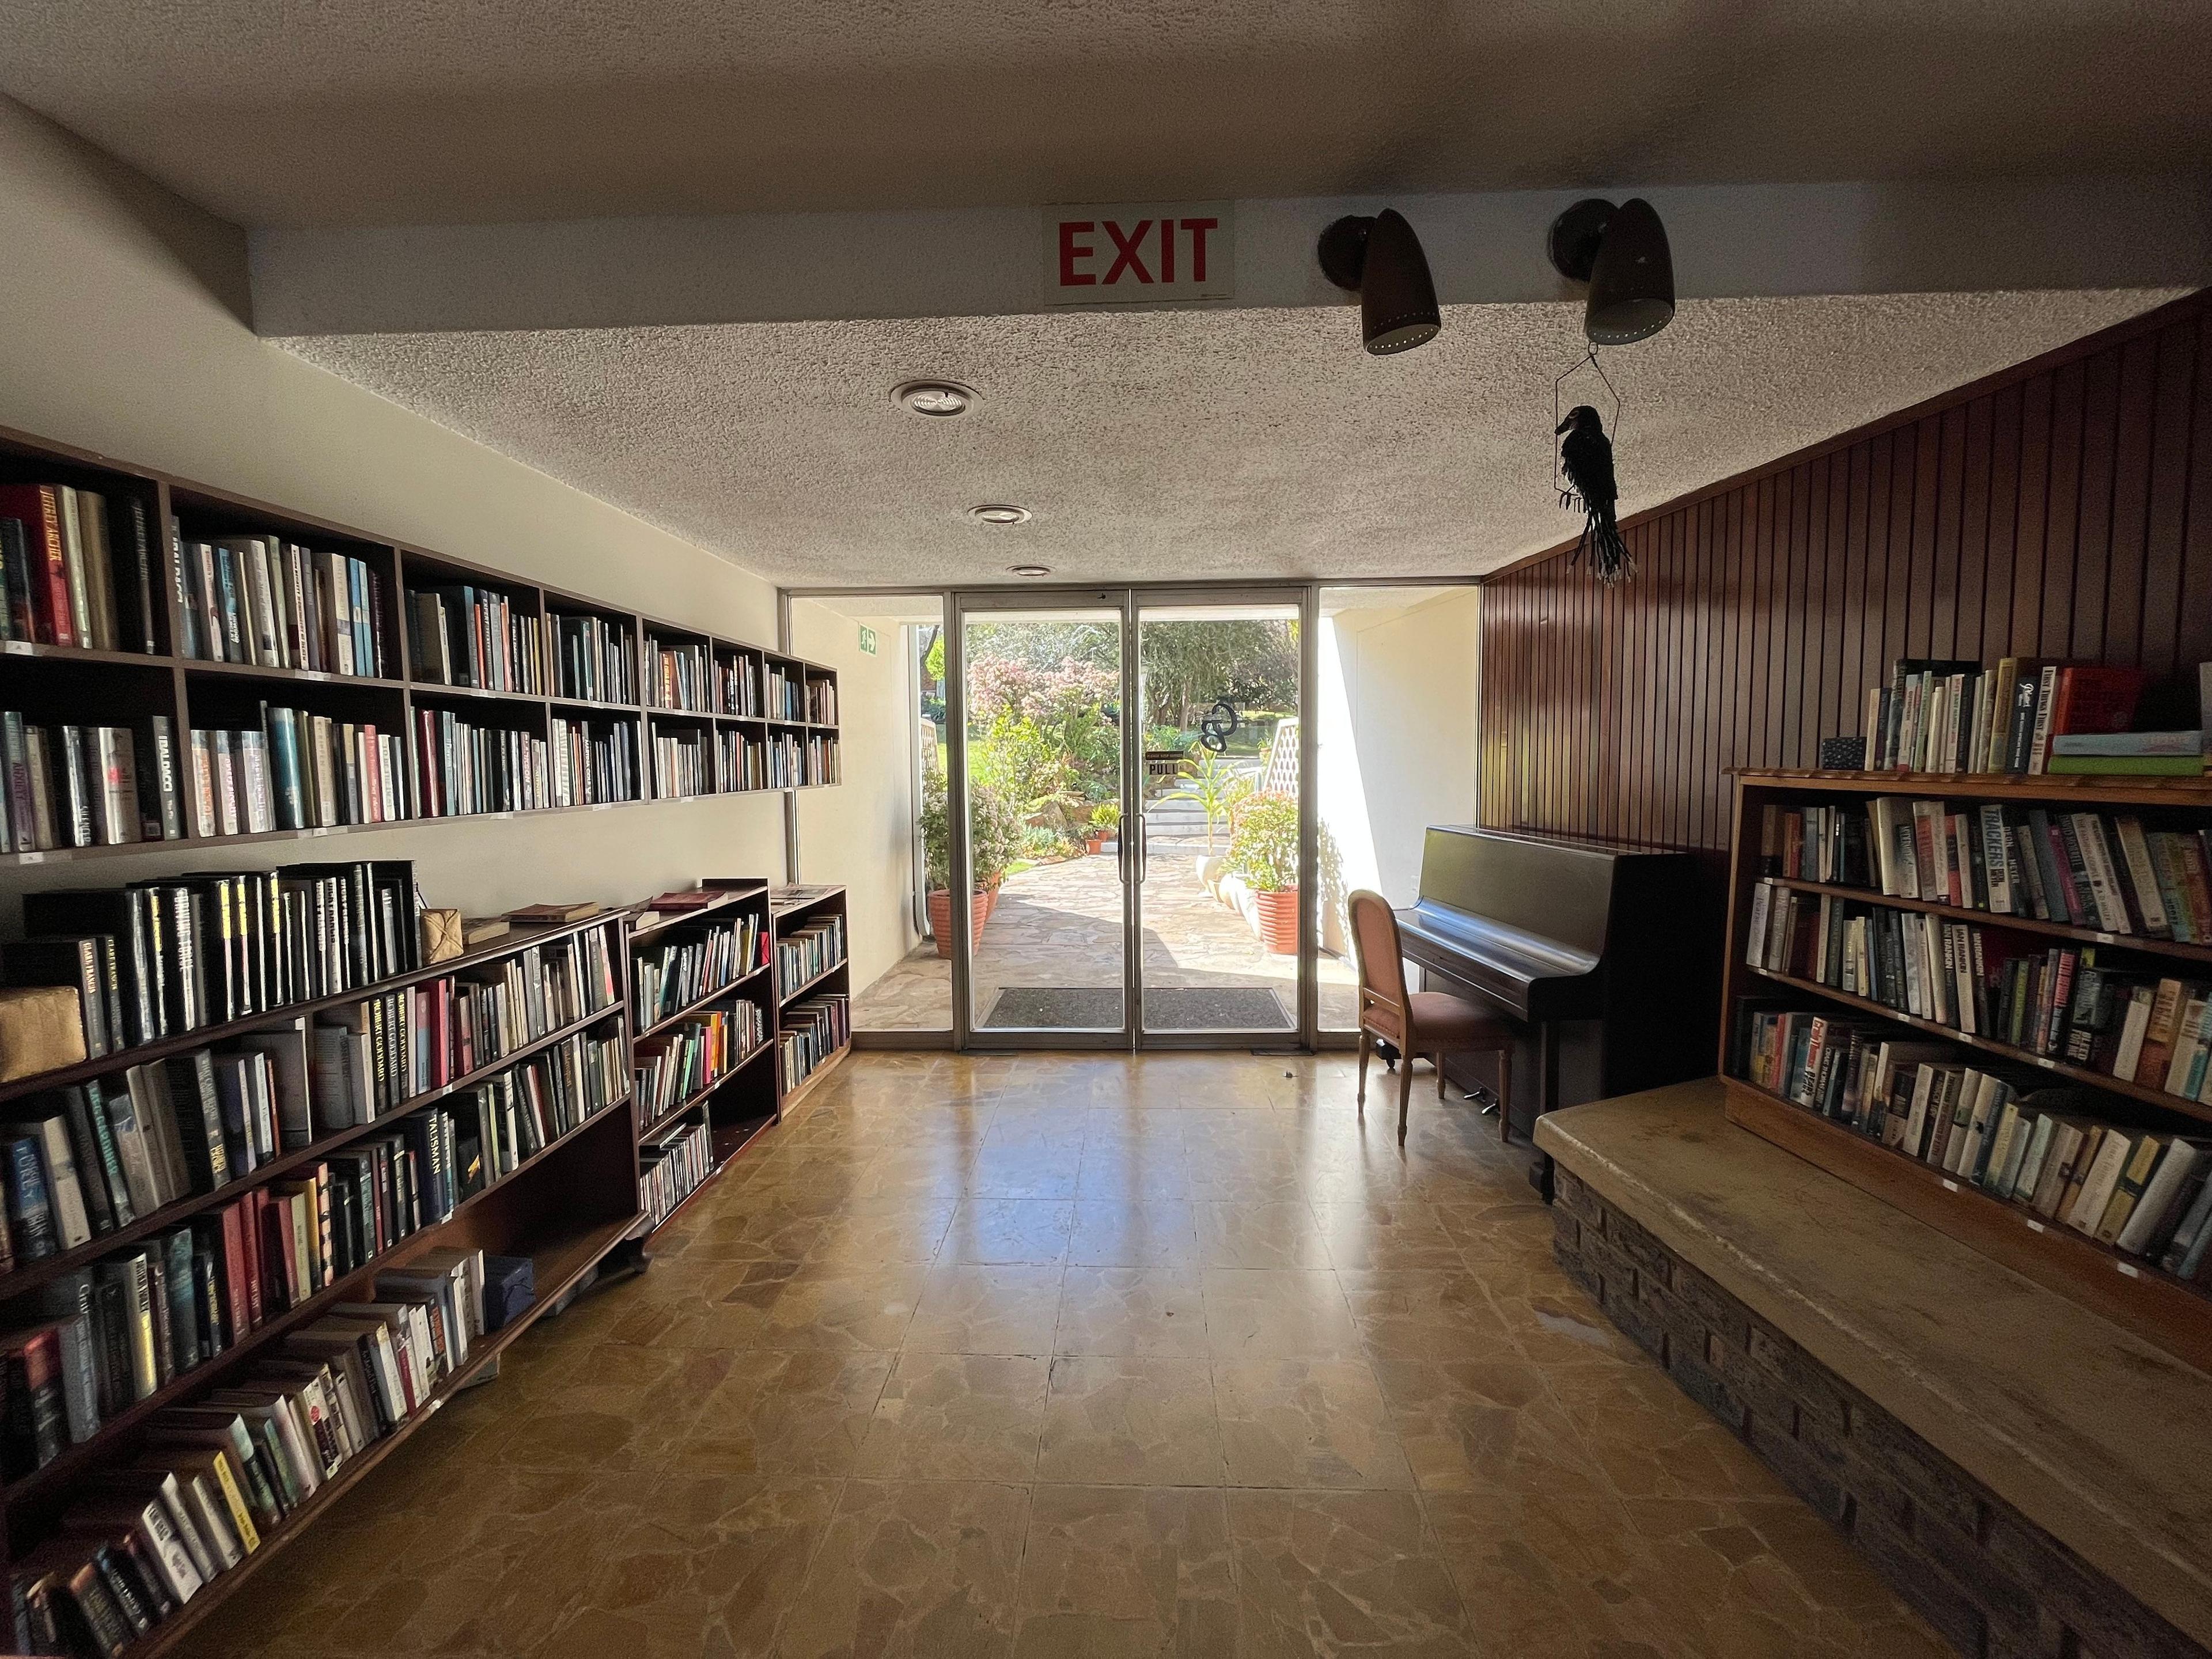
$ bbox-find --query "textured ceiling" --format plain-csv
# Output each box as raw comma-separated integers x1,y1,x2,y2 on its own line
6,1,2210,226
276,289,2177,585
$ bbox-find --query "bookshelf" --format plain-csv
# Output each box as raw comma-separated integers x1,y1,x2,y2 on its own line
624,880,779,1238
0,420,842,869
1719,767,2212,1372
0,905,643,1647
772,885,850,1111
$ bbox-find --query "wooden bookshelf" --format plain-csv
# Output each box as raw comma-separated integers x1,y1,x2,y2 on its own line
0,906,645,1625
1719,767,2212,1369
0,419,842,870
624,879,779,1242
771,885,850,1108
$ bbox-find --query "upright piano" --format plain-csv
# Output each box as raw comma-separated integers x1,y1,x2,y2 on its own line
1396,826,1722,1143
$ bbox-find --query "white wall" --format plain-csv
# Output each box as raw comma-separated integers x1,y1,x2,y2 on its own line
0,93,789,919
791,600,929,994
1315,587,1482,950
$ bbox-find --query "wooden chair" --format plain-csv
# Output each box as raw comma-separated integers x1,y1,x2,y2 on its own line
1346,889,1517,1143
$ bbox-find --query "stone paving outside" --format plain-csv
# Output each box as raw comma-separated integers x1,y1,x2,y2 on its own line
854,830,1360,1033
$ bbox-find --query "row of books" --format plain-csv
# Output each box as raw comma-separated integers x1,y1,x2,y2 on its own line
633,915,765,1029
546,712,637,809
635,1005,761,1126
409,585,546,695
0,1044,303,1270
550,613,635,706
1743,1016,2212,1278
719,650,760,718
765,662,805,724
805,676,836,726
0,715,180,852
775,915,846,992
717,728,767,793
7,1249,488,1654
0,483,158,655
1759,797,2212,943
2,863,418,1067
764,730,839,790
647,637,713,713
640,1119,712,1230
1859,658,2179,776
176,537,390,679
190,709,412,838
1747,882,2212,1101
779,994,849,1092
650,726,711,799
310,929,620,1126
414,707,586,819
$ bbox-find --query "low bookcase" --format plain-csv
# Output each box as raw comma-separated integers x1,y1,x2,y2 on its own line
1720,767,2212,1373
0,419,840,872
0,906,644,1654
626,879,779,1237
771,885,850,1111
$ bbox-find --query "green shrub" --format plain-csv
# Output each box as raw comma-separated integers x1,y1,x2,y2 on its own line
1224,793,1300,892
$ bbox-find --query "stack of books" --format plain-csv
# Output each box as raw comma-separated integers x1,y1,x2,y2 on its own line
804,677,837,726
550,615,634,705
0,713,183,850
774,916,847,990
650,724,710,799
1741,1013,2212,1280
639,1119,712,1228
8,1249,484,1650
779,993,850,1090
1759,797,2212,942
646,636,711,713
632,914,763,1028
191,705,411,835
765,662,804,723
716,726,765,792
176,537,389,676
546,713,637,808
764,729,804,790
718,651,759,717
408,585,544,694
633,1005,760,1125
414,707,560,817
0,862,418,1058
804,733,842,786
1854,658,2211,777
0,483,160,655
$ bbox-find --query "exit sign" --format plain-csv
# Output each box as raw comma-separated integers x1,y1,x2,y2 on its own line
858,625,877,656
1043,202,1236,305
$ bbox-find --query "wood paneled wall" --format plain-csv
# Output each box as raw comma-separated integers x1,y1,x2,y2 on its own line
1478,291,2212,851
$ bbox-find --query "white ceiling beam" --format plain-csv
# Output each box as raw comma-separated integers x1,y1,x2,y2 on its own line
249,175,2210,338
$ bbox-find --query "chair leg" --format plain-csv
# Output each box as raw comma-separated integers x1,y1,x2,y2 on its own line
1396,1050,1414,1143
1437,1054,1448,1099
1356,1031,1370,1111
1496,1044,1513,1145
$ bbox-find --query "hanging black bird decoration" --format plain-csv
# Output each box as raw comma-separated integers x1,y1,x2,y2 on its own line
1555,404,1633,584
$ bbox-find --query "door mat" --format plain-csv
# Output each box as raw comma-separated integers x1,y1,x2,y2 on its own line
982,986,1291,1030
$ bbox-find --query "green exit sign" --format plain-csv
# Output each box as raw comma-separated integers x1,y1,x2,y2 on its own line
858,625,878,656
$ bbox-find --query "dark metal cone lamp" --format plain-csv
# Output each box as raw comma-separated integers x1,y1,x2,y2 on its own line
1317,209,1440,355
1583,197,1675,346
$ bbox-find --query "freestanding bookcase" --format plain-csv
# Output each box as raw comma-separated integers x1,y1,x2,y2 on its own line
1718,766,2212,1373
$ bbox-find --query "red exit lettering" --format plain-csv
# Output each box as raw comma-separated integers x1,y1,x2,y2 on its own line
1055,216,1221,289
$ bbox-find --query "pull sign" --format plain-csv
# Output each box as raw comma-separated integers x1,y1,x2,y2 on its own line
1043,202,1236,305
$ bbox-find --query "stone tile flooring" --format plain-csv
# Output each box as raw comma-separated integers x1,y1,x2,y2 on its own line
175,1053,1946,1658
853,845,1361,1033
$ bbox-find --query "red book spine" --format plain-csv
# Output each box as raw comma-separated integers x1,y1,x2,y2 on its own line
219,1199,258,1332
0,483,72,646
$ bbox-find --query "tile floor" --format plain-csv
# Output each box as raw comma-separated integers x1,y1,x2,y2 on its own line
175,1052,1946,1658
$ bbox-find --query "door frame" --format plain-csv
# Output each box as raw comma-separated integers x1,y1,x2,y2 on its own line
783,579,1358,1053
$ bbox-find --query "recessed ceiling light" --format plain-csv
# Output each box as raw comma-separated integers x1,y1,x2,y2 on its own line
892,379,978,417
1007,565,1052,577
969,503,1032,525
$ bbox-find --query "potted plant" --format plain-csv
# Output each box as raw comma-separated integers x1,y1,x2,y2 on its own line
1084,801,1120,854
921,767,1017,957
1224,793,1301,954
1166,752,1253,893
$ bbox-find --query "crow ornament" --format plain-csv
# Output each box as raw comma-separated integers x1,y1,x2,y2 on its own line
1555,404,1633,584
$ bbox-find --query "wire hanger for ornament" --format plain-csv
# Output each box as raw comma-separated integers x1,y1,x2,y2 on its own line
1551,348,1621,501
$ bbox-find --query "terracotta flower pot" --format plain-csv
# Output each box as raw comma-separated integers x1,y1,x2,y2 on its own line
1254,886,1301,955
927,888,990,958
1085,834,1110,854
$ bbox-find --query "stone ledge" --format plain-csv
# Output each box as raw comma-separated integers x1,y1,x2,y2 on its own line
1536,1078,2212,1656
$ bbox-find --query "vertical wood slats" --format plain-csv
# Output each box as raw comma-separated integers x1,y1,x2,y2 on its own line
1478,296,2210,853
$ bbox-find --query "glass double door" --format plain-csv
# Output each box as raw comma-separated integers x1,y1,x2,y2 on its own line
950,586,1310,1047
